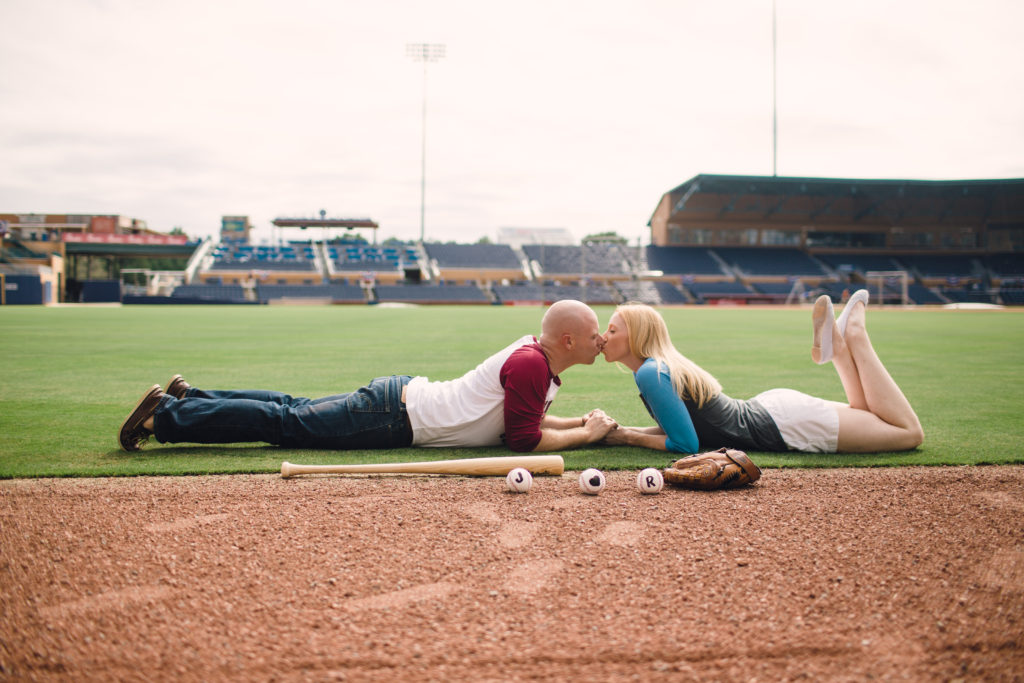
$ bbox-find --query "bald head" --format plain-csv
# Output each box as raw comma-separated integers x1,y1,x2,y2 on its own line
538,300,603,375
541,299,597,337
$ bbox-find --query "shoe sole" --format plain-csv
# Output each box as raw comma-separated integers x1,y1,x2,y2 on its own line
811,295,834,364
836,289,869,336
119,385,162,452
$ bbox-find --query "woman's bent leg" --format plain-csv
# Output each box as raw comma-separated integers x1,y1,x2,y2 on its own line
835,406,923,452
835,305,923,451
825,319,869,411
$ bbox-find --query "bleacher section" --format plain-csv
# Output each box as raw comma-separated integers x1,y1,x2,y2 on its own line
713,247,828,277
752,282,799,299
896,254,981,281
907,285,945,304
939,286,995,304
257,283,366,304
210,243,317,272
986,253,1024,279
492,283,544,304
999,284,1024,304
523,244,631,277
686,281,754,302
424,243,520,269
652,281,690,304
375,284,490,304
328,243,419,272
645,246,723,276
152,235,1024,307
171,284,249,302
815,253,904,275
612,281,661,305
491,282,618,305
422,242,525,284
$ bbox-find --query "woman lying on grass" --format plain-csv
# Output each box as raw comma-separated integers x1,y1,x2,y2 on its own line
600,292,923,454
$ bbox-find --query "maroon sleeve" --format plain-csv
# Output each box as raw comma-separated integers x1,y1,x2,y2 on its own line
499,345,554,452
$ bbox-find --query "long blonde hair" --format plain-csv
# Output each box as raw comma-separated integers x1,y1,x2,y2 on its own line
615,303,721,408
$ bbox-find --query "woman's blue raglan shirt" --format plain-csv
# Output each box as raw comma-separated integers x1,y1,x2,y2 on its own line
633,358,700,453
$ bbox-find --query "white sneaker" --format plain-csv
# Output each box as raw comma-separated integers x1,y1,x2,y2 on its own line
811,295,835,365
836,289,869,336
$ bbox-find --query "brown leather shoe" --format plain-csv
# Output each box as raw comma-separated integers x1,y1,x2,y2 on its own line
164,374,191,399
119,385,163,452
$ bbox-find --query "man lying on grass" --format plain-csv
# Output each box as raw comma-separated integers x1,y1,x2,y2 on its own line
119,300,617,453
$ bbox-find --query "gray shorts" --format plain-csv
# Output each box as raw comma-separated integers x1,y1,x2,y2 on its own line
751,388,843,453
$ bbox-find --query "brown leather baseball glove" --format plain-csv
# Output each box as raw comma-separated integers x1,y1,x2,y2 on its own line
662,447,761,490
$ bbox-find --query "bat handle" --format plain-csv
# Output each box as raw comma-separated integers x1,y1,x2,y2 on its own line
281,461,296,478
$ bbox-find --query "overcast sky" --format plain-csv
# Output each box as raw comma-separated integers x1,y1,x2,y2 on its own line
2,0,1022,246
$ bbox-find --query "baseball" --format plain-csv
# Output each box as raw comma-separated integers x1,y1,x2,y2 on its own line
505,467,533,493
636,467,664,494
578,468,606,495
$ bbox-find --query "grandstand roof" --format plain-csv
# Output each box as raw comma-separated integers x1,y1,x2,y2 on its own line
652,174,1024,226
271,217,379,229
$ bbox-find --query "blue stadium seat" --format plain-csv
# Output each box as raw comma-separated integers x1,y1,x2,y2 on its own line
713,247,827,276
645,247,722,275
425,243,521,268
375,284,490,304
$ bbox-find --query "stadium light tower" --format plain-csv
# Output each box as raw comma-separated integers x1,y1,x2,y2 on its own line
406,43,446,244
771,0,778,176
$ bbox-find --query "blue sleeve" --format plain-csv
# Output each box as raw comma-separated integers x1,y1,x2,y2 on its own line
634,361,700,454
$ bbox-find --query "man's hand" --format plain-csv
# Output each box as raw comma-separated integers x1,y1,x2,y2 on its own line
532,411,618,452
581,411,617,442
581,408,611,425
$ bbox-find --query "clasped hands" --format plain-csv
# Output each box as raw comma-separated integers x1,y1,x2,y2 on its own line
580,408,632,444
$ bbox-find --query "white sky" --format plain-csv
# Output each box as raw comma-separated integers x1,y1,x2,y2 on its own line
1,0,1022,246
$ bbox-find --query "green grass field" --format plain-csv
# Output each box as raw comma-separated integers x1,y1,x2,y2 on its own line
1,304,1022,477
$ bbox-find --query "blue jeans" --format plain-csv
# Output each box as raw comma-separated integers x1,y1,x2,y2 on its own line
152,375,414,449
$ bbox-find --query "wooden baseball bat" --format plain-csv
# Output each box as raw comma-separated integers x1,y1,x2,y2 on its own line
280,455,564,479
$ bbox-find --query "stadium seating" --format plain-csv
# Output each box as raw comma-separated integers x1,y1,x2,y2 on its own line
644,246,722,275
940,286,996,304
895,254,979,280
814,253,904,275
257,283,366,303
999,285,1024,305
652,281,690,304
492,283,544,304
686,281,753,302
612,281,661,305
329,243,418,272
374,284,490,304
907,284,944,304
522,245,580,275
751,282,799,298
523,244,630,276
424,243,520,269
538,283,617,304
210,244,317,272
171,284,248,302
713,247,828,277
985,253,1024,279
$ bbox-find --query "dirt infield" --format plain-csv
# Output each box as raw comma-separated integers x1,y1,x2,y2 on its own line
2,466,1023,681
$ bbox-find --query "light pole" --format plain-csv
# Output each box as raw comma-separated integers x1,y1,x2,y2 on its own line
405,43,446,245
771,0,778,176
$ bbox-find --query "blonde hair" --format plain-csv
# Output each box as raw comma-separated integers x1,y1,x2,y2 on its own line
614,303,721,408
